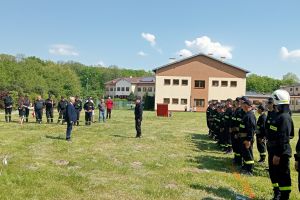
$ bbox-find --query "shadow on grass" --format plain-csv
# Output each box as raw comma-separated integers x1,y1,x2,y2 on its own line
45,135,66,140
111,134,136,138
190,184,238,199
191,134,221,152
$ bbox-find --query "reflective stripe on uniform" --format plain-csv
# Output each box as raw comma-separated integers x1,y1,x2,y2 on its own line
234,153,241,156
237,118,242,121
272,183,279,187
260,153,267,156
270,125,277,131
279,186,291,191
244,160,254,164
240,124,245,128
225,116,229,119
257,125,260,129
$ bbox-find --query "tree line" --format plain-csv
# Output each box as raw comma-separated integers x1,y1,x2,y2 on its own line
0,54,152,108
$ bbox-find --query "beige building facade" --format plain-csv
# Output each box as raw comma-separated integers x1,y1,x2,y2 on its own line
153,54,249,112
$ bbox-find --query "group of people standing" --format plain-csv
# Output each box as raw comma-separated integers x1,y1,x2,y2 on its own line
2,92,114,125
206,89,299,200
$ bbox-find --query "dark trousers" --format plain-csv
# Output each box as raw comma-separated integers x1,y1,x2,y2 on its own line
46,108,54,123
58,110,66,124
35,109,43,123
85,112,92,125
75,109,80,125
232,133,242,165
225,127,232,150
66,122,73,140
106,109,111,119
240,139,254,172
25,108,30,122
256,135,266,160
268,152,291,199
5,107,12,122
135,119,142,137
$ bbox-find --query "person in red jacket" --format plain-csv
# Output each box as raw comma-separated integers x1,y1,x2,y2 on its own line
105,97,113,119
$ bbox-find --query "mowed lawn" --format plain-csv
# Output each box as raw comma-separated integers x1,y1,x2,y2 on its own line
0,110,299,200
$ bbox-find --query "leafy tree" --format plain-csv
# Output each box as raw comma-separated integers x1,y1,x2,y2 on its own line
281,72,300,86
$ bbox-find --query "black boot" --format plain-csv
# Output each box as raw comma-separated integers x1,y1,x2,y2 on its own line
47,119,50,123
51,119,53,123
5,116,8,122
279,191,290,200
26,118,28,122
273,187,281,200
9,116,12,122
76,121,79,126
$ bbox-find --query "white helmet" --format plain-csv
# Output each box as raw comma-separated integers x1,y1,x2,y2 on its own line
271,89,290,105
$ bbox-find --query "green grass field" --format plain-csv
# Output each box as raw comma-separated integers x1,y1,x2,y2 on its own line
0,110,299,200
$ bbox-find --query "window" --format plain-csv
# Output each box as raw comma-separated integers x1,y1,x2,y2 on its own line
105,87,109,91
290,88,293,91
296,88,299,91
221,81,228,87
173,79,179,85
121,87,125,91
163,98,170,104
114,87,116,91
148,87,152,92
291,100,294,105
137,87,141,92
172,98,179,104
110,87,113,91
230,81,237,87
164,79,171,85
194,80,205,88
194,99,205,107
181,99,187,105
212,80,219,87
117,87,120,91
126,87,129,91
143,87,147,92
182,80,188,86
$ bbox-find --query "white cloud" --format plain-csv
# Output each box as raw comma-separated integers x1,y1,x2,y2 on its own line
183,36,233,59
137,51,148,56
177,49,193,58
141,32,156,46
280,47,300,60
97,60,105,66
49,44,79,56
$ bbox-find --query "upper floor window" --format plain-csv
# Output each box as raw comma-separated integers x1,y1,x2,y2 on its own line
173,79,179,85
212,80,219,87
182,80,188,86
230,81,237,87
164,79,171,85
195,80,205,88
221,81,228,87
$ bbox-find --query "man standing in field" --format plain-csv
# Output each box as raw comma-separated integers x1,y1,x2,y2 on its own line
84,97,94,125
34,95,45,124
105,96,113,119
3,92,13,122
134,97,143,138
74,96,82,126
23,95,31,123
45,95,55,123
295,128,300,192
57,96,68,124
65,97,77,142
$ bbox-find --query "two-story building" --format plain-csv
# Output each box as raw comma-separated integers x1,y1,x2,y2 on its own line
281,83,300,112
153,54,249,112
105,76,155,99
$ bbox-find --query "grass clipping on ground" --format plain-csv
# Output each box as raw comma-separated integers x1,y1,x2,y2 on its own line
0,110,299,200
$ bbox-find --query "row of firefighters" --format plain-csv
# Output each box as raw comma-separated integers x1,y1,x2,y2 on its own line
206,89,300,200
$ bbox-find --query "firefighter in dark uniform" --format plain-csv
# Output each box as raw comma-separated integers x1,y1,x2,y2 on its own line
206,101,214,138
211,102,218,140
57,96,68,124
24,95,31,122
266,90,293,200
239,97,256,175
84,97,94,125
214,103,222,146
295,128,300,192
3,92,13,122
224,98,233,153
231,98,242,165
256,104,267,163
45,95,55,123
34,96,45,124
74,96,82,126
18,96,26,124
134,97,143,138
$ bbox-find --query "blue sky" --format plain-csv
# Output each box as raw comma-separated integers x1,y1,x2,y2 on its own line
0,0,300,78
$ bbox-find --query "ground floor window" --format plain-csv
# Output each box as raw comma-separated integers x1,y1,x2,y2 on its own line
194,99,205,107
163,98,170,104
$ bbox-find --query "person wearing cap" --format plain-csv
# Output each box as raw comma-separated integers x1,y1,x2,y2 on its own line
224,98,233,154
23,95,31,122
232,97,244,165
105,96,114,119
64,97,77,142
57,96,68,124
3,92,13,122
33,95,45,124
134,97,143,138
266,89,293,200
239,96,256,175
45,95,55,123
74,96,82,126
295,128,300,192
256,104,267,163
84,97,94,125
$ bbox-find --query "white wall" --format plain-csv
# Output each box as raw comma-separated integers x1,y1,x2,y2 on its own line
208,77,246,101
115,79,132,96
155,76,191,111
